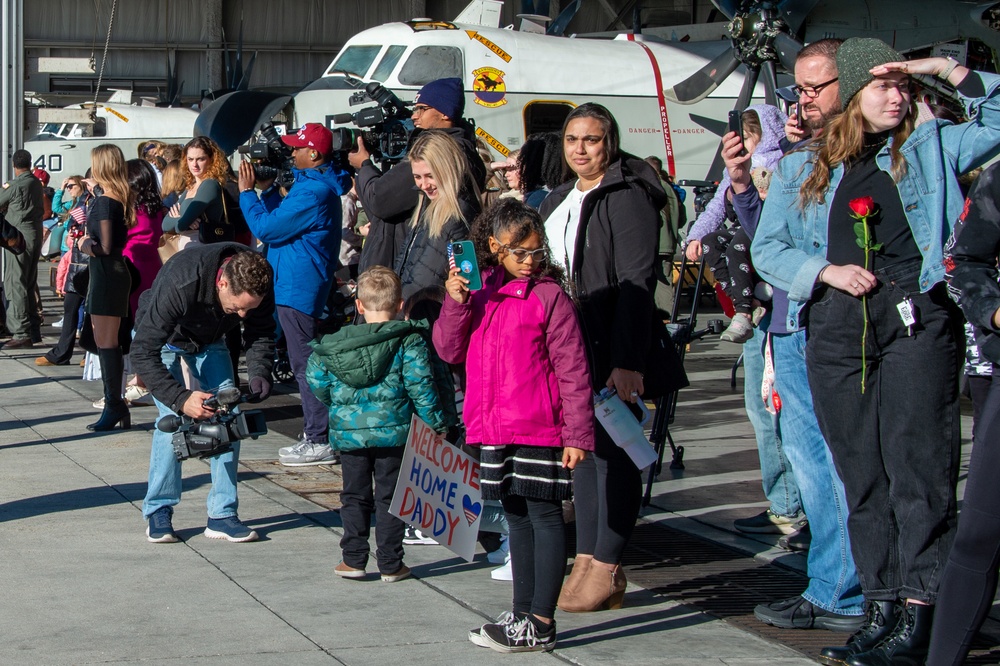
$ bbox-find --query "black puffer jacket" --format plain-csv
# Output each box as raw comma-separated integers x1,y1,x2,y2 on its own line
131,243,276,413
395,192,481,300
945,161,1000,363
356,124,487,273
539,155,667,388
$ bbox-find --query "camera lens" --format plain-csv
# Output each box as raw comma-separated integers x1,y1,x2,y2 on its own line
453,244,463,255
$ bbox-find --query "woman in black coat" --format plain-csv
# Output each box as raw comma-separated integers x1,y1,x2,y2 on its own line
540,103,667,612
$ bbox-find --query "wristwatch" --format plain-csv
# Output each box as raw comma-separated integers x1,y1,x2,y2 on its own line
938,57,960,81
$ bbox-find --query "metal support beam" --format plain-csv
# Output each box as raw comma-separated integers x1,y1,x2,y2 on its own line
1,0,24,185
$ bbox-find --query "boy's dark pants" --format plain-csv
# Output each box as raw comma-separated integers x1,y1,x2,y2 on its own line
340,447,406,574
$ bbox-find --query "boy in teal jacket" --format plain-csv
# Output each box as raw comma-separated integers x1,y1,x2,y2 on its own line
306,266,452,582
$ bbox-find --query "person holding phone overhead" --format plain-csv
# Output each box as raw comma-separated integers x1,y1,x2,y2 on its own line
539,103,667,613
394,130,481,300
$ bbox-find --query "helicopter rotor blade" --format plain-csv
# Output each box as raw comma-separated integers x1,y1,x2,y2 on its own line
663,48,742,105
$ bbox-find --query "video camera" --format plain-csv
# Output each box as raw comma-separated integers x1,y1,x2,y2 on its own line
678,179,720,218
156,387,267,461
237,123,295,190
328,81,414,167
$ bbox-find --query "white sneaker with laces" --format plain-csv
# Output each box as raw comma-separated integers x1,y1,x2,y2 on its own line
278,437,338,466
491,559,513,581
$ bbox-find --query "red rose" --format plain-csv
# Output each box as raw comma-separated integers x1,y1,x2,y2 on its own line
849,196,876,218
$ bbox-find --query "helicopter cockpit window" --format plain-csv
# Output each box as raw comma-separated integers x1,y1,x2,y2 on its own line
92,118,107,138
523,102,574,137
397,46,463,86
327,45,382,78
371,45,407,82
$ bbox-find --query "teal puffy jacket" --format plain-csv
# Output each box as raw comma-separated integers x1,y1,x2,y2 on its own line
306,319,454,451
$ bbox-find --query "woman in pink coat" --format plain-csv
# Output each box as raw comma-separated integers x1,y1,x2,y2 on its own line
124,159,164,317
433,198,594,654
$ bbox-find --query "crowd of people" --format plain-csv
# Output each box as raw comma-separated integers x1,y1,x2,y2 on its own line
2,46,1000,660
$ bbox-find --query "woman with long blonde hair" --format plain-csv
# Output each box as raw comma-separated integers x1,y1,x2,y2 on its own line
77,143,135,432
162,136,229,247
395,130,481,299
751,39,1000,664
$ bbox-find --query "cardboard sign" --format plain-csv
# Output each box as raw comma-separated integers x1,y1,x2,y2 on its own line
389,415,482,562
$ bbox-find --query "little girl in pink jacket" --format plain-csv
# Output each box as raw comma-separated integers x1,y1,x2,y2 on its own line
433,198,594,654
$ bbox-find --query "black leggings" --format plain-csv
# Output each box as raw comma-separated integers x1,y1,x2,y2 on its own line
927,375,1000,665
502,495,565,619
573,427,643,563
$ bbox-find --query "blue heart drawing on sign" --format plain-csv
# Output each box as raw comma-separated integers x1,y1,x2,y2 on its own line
462,494,482,525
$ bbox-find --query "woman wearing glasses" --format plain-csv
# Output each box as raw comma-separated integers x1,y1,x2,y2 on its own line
539,103,668,612
395,130,481,299
751,40,1000,664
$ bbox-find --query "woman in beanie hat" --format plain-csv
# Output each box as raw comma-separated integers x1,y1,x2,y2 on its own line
751,39,1000,666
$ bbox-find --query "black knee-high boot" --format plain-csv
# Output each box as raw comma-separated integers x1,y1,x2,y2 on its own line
88,347,130,432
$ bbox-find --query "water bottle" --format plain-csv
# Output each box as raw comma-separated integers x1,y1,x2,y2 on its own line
593,387,658,470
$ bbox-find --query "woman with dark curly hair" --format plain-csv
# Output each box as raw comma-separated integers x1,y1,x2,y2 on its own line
162,136,229,248
125,159,165,315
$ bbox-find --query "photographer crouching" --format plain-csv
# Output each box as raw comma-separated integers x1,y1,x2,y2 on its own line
132,244,276,543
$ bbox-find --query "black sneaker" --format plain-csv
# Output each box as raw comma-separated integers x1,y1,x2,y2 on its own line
146,507,180,543
734,509,807,535
482,615,555,653
755,596,865,633
469,611,516,647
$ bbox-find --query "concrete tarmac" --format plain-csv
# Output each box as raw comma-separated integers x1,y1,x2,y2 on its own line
0,306,976,665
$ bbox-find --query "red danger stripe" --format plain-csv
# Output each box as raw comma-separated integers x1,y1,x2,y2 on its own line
627,34,676,177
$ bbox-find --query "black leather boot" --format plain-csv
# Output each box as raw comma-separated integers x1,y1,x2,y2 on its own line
846,602,933,666
818,600,900,666
87,347,130,432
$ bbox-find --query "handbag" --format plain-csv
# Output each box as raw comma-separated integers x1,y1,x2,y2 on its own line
157,230,183,264
198,192,235,244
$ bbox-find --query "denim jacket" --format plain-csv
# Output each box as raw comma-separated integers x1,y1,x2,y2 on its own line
751,71,1000,331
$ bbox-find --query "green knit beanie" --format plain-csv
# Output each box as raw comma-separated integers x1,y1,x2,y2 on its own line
836,38,904,106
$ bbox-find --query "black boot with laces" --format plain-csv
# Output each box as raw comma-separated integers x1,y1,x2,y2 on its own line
818,600,899,666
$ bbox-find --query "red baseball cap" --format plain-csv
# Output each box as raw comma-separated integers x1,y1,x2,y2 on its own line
281,123,333,156
32,168,50,186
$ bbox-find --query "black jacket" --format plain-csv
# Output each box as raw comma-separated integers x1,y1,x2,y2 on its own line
539,156,667,388
395,192,480,300
131,243,276,413
356,124,487,273
946,161,1000,363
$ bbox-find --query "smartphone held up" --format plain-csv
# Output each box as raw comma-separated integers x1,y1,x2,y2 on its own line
449,241,482,291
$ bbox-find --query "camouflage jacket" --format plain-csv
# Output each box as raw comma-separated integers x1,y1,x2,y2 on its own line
306,319,454,451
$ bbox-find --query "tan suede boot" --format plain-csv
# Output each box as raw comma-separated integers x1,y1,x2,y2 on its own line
559,562,626,613
557,556,593,610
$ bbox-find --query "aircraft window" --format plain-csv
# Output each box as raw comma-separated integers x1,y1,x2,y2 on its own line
523,102,574,137
397,46,463,86
328,45,382,78
371,45,407,82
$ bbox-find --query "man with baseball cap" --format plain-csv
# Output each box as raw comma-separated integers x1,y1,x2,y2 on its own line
238,122,352,466
348,77,486,275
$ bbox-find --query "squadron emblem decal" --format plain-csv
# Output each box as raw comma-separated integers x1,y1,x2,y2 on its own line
472,67,507,108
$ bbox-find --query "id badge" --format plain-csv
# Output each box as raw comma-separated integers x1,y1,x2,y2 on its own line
897,298,917,328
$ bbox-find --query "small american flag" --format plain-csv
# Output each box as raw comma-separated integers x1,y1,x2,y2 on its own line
447,243,456,271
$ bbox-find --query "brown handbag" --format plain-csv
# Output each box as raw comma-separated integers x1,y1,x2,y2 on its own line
157,231,183,264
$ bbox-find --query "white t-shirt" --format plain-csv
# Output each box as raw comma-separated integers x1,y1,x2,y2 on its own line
545,182,592,272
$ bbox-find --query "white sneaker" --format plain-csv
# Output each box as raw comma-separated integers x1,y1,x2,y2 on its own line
487,534,509,564
124,385,154,406
491,559,513,581
278,437,339,466
52,317,64,329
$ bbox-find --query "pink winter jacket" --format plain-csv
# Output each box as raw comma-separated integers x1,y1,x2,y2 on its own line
433,265,595,451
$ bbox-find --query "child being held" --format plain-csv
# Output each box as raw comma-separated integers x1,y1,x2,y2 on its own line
433,198,595,654
684,104,786,342
306,266,454,583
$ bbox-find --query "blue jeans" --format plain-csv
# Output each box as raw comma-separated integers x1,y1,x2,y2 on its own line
771,330,864,614
743,321,802,517
142,340,241,520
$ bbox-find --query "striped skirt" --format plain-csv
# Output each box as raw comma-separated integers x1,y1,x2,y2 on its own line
479,444,572,502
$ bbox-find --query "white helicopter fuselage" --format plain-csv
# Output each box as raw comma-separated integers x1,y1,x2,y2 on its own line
293,20,762,188
24,103,198,179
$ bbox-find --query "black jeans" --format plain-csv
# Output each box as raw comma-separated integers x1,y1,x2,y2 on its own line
573,426,643,563
339,447,405,574
927,374,1000,665
502,495,565,619
44,292,83,364
806,260,961,603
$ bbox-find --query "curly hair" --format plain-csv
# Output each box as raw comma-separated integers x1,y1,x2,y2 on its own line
181,136,229,190
127,159,163,216
223,250,273,298
470,198,564,282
